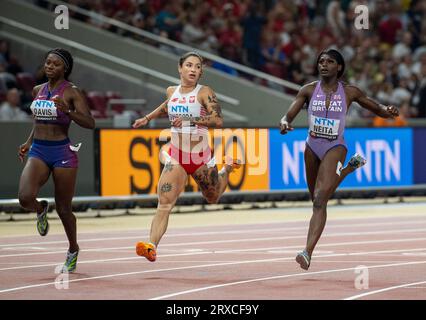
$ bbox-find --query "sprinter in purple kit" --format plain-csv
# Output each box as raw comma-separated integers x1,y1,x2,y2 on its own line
279,49,399,270
18,48,95,273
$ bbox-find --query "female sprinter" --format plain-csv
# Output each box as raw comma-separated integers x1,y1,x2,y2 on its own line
279,49,399,270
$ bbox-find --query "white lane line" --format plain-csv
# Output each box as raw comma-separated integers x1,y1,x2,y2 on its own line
2,226,426,259
1,248,426,294
402,252,426,256
149,261,426,300
344,280,426,300
1,219,426,248
1,236,426,271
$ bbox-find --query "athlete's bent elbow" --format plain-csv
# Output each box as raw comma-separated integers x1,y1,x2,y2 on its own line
216,118,223,128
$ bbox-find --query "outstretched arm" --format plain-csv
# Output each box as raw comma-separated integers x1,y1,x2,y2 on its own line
133,99,168,128
279,84,312,134
348,85,399,118
133,87,173,128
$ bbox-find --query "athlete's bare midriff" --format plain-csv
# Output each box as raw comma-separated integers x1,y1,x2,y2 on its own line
33,123,69,141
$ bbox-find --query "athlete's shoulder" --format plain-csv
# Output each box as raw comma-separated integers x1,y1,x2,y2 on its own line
198,85,217,102
342,83,363,98
199,84,213,94
32,83,45,98
63,82,82,97
299,81,317,96
166,86,177,97
303,81,318,89
65,81,78,91
342,83,360,91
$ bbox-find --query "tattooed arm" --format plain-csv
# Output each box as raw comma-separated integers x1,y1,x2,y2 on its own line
133,86,173,128
192,86,223,128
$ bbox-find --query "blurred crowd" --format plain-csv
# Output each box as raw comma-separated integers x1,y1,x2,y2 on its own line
3,0,426,125
0,39,32,121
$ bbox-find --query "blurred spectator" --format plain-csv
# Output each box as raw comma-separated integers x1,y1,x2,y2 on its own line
217,18,242,62
391,78,412,106
378,7,403,45
398,54,414,79
260,33,286,67
326,1,346,39
0,88,30,121
414,63,426,117
154,2,183,41
211,46,238,76
0,39,10,66
416,85,426,117
181,12,207,47
241,2,266,70
412,51,426,78
286,49,305,84
376,82,394,106
393,31,413,59
407,0,425,49
0,64,17,90
157,30,179,55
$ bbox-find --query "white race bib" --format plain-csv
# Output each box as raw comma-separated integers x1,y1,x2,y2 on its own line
309,115,340,140
30,100,58,120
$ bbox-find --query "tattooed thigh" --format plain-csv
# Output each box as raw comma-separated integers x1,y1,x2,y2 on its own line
192,166,220,194
160,182,173,194
163,162,174,173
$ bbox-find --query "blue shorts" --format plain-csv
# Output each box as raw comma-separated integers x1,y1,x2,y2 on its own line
28,138,79,169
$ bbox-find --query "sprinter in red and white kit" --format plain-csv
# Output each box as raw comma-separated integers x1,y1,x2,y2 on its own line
132,52,240,262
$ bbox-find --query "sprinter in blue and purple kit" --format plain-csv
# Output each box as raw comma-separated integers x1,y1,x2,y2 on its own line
279,49,399,270
18,48,95,273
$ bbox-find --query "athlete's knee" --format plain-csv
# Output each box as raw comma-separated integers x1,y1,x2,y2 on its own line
158,191,176,203
18,192,35,209
203,190,220,204
312,190,328,210
55,203,73,217
157,193,176,213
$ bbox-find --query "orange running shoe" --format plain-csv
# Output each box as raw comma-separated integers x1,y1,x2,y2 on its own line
136,241,157,262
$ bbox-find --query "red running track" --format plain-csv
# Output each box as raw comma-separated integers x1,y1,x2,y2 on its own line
1,213,426,300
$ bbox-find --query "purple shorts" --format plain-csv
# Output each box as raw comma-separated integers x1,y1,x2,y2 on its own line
306,137,347,161
28,138,78,169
